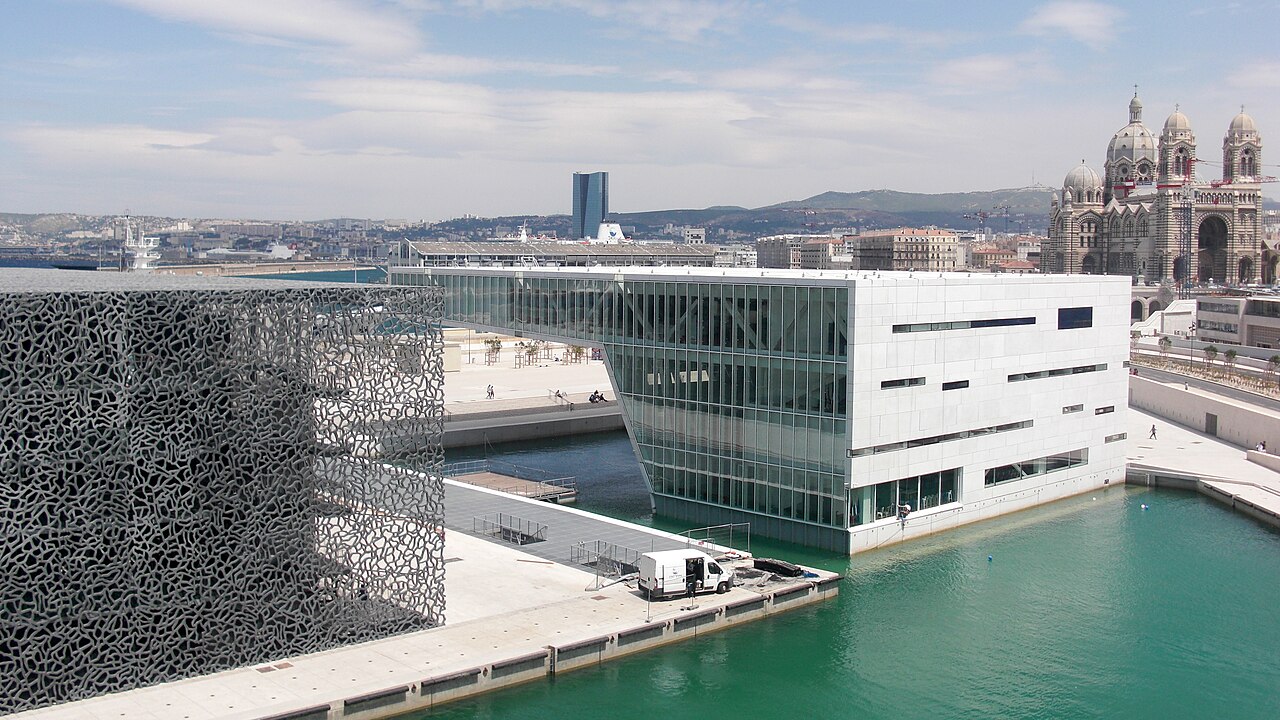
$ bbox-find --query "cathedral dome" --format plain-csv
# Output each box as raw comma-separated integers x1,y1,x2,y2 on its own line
1164,110,1192,133
1228,111,1258,138
1064,161,1101,191
1107,123,1158,165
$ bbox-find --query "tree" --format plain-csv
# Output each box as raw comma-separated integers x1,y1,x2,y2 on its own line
483,337,503,355
1270,355,1280,388
1158,335,1172,360
1224,348,1237,374
523,339,543,365
1203,345,1218,373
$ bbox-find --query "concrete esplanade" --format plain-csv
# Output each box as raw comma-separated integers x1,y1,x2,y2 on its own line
1127,375,1280,528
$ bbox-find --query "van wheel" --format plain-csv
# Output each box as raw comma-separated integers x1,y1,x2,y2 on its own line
716,582,729,594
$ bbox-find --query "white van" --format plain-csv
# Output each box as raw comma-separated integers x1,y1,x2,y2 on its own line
638,549,734,599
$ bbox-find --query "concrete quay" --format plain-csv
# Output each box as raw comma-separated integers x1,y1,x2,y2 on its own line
441,340,621,448
13,478,837,720
1127,377,1280,530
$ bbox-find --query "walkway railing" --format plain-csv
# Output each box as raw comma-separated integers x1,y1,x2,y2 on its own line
569,540,642,576
443,458,577,498
472,513,547,545
681,523,750,553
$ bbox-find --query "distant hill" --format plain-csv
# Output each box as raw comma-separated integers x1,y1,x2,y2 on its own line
608,186,1060,236
767,186,1056,214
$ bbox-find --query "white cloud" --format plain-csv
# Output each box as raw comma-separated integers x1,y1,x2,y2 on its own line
772,14,955,46
450,0,750,42
1019,1,1123,49
1228,62,1280,89
930,53,1055,95
390,52,617,78
103,0,422,58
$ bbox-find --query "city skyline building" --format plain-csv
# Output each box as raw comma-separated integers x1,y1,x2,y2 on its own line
1044,94,1266,284
571,171,608,240
389,266,1129,552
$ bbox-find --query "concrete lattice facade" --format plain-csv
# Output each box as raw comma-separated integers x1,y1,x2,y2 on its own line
0,272,445,714
1045,95,1266,284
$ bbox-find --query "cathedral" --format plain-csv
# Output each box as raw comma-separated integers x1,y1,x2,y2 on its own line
1045,94,1268,284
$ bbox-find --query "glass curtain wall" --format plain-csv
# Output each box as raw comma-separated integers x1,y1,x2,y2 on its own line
408,270,851,550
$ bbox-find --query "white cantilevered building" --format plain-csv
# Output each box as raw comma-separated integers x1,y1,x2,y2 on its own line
390,265,1130,553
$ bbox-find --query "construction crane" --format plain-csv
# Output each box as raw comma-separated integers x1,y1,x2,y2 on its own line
991,205,1012,234
962,211,989,232
1208,160,1280,185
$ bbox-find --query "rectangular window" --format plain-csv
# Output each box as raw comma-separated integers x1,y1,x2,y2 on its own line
1095,405,1115,415
1062,404,1084,414
892,316,1035,333
848,419,1033,457
1058,306,1093,330
984,448,1089,486
942,380,969,391
881,377,925,389
851,468,961,525
1105,433,1127,443
1008,363,1108,382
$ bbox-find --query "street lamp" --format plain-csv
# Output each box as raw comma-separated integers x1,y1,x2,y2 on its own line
1188,322,1197,375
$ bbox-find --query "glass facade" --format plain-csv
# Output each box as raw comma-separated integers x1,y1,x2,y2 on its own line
571,172,608,240
400,269,851,550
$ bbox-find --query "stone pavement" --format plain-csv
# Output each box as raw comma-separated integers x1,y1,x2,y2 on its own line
1127,406,1280,525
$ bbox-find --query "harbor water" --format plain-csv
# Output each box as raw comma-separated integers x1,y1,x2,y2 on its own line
437,431,1280,719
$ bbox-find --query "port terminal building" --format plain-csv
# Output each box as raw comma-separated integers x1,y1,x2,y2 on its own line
390,266,1130,552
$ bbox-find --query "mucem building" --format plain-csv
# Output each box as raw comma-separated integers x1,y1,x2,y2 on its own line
390,266,1129,553
0,270,444,714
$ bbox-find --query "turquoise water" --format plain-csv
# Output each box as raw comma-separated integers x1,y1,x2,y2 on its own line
435,432,1280,719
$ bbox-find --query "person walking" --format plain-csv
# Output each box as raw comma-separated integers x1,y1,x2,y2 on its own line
1149,424,1157,440
486,384,494,399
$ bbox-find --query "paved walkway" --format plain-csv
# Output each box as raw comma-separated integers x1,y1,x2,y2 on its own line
444,480,698,569
1127,405,1280,523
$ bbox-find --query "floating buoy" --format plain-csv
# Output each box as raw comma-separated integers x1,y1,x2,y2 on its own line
987,555,993,562
1141,504,1149,510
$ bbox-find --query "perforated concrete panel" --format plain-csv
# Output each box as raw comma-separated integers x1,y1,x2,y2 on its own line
0,272,445,714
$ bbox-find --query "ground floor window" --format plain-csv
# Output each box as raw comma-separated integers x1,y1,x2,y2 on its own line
850,468,959,526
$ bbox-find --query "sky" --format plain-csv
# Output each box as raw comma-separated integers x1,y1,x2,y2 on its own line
1,0,1277,221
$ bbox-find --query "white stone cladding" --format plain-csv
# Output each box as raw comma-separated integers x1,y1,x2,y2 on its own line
846,273,1130,551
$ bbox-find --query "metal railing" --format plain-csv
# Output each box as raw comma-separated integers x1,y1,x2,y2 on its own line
443,458,577,498
472,513,547,545
681,523,750,553
569,540,642,577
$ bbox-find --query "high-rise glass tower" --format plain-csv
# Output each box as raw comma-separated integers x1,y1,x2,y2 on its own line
571,171,608,239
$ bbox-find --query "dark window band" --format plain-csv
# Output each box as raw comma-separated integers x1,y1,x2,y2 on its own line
893,316,1035,333
985,448,1088,486
942,380,969,391
1009,363,1107,382
849,419,1032,458
881,377,925,389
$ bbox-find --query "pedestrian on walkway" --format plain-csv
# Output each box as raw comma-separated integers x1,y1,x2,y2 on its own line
486,384,494,399
1149,424,1157,440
